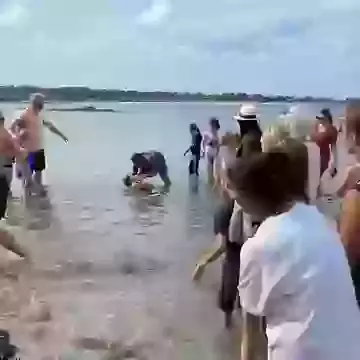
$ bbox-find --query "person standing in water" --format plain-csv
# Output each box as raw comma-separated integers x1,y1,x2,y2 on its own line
0,113,29,259
130,151,171,188
311,108,338,178
202,117,220,183
10,93,68,196
184,123,202,177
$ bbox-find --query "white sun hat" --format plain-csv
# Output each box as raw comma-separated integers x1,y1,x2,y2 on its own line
233,103,258,121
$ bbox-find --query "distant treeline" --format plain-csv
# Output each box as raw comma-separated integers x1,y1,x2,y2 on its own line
0,85,343,103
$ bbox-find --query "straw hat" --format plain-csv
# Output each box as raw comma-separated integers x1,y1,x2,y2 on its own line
233,103,258,121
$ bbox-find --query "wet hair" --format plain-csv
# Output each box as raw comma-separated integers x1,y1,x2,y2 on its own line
345,100,360,145
262,123,291,151
227,150,308,215
209,117,220,130
317,108,333,125
123,175,132,187
189,122,199,133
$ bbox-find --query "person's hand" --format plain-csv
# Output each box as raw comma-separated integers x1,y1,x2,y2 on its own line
192,261,206,281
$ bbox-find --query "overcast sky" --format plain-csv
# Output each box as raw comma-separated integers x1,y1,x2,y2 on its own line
0,0,359,97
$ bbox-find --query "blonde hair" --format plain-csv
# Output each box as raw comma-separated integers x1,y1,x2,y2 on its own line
262,122,310,202
261,123,291,152
282,114,314,140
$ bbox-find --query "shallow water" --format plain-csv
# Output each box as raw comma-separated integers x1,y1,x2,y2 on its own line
0,101,346,359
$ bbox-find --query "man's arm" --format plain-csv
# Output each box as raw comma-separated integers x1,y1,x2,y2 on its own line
43,120,68,143
10,118,21,135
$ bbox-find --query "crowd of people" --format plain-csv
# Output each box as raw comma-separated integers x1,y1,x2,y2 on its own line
185,102,360,360
1,95,360,359
122,101,360,359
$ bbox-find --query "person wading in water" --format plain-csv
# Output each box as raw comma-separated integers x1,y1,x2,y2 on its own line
184,123,202,177
311,108,338,181
10,93,68,197
202,117,220,184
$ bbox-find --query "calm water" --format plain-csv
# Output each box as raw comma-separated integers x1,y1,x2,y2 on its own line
0,101,345,359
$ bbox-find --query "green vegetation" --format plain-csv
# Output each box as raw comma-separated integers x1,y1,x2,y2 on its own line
0,85,339,103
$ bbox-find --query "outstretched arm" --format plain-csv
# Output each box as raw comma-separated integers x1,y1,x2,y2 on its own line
43,120,68,143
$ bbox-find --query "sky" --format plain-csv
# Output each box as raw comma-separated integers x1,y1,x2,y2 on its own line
0,0,359,97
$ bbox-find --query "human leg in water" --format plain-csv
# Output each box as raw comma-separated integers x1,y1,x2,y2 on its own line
206,155,215,184
152,152,171,188
218,241,241,329
0,177,28,258
188,154,200,176
28,150,47,196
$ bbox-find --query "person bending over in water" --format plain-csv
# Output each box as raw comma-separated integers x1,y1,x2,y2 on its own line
130,151,171,187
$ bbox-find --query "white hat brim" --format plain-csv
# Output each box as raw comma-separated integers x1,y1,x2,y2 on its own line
233,114,257,121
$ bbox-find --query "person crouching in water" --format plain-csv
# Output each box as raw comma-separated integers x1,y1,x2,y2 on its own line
130,151,171,188
184,123,202,177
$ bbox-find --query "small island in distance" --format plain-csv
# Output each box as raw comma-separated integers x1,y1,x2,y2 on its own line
0,85,351,103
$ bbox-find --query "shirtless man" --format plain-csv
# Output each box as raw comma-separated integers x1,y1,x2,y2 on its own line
11,93,68,196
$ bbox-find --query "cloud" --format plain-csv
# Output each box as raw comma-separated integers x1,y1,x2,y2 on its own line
0,1,27,27
0,0,358,97
137,0,170,26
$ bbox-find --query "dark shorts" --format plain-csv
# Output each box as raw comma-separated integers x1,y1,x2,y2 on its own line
28,149,46,172
0,176,9,219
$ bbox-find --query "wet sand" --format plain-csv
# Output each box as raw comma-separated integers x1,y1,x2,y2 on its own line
0,174,241,360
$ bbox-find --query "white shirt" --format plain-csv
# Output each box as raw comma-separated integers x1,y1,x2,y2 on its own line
238,203,360,360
